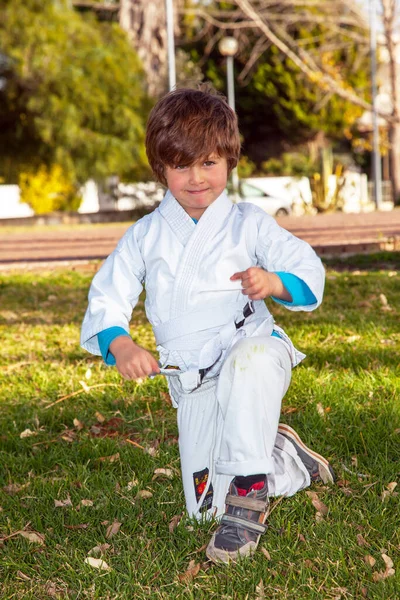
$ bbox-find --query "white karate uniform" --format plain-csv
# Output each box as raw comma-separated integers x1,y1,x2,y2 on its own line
81,191,325,519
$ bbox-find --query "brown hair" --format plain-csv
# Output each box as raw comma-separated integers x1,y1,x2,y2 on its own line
145,84,241,186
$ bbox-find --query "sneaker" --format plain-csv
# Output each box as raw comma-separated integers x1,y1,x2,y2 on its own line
278,423,335,484
205,477,269,564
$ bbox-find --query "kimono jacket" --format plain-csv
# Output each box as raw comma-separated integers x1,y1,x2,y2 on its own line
81,190,325,391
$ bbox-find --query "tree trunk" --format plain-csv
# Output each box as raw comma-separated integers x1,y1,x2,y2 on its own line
381,0,400,203
119,0,169,97
388,120,400,202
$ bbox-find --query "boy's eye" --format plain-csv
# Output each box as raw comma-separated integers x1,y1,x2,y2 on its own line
204,161,216,167
175,164,188,170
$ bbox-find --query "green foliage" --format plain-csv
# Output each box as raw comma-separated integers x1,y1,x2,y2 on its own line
261,153,316,177
19,165,82,213
181,10,370,167
0,0,151,185
247,41,368,143
237,155,257,178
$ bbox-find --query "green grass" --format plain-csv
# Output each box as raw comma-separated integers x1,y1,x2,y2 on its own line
0,254,399,599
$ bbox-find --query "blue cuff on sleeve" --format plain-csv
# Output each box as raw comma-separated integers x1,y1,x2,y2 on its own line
97,326,130,365
272,272,317,307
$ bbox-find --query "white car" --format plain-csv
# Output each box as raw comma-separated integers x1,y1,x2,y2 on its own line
238,180,293,217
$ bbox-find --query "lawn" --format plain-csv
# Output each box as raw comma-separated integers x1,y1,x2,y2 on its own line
0,253,399,599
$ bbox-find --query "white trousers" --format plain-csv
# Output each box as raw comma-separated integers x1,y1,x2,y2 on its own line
169,336,311,519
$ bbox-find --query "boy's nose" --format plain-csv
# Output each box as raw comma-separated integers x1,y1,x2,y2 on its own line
188,167,204,185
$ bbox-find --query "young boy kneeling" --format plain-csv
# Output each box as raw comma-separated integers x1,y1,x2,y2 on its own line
81,85,335,564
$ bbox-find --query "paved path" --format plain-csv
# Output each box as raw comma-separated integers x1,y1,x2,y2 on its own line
0,209,399,268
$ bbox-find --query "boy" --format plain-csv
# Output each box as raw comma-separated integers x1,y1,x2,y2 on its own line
81,85,334,564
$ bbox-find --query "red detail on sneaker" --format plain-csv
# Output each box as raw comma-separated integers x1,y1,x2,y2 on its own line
236,481,265,496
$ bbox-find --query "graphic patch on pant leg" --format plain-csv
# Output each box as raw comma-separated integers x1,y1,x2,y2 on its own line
193,468,214,513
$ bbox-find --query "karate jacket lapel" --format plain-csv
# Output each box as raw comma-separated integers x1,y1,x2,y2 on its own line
158,190,234,318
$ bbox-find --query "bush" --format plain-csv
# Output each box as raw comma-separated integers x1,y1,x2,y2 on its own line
19,165,82,214
237,155,257,178
261,153,315,177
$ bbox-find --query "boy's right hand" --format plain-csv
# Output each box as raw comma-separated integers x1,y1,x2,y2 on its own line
109,336,160,380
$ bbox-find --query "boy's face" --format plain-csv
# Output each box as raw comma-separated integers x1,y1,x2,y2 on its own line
165,154,228,220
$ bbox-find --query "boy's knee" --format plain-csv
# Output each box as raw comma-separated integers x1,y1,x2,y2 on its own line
226,337,282,372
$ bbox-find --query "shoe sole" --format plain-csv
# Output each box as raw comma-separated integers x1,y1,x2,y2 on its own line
205,537,260,564
277,423,336,484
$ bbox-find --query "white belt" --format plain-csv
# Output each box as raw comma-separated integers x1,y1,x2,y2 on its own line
153,301,246,347
155,301,273,393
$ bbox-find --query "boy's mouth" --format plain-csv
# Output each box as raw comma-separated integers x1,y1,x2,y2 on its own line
187,188,209,194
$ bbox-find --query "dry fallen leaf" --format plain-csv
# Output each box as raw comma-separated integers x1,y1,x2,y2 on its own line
105,521,121,539
169,514,182,533
304,559,315,569
54,496,73,508
60,430,76,443
19,531,45,545
255,579,266,599
85,368,92,380
357,534,369,547
305,491,329,515
364,555,376,567
178,560,201,583
386,482,398,493
135,490,153,500
146,447,158,457
84,557,111,571
372,554,395,582
20,429,37,439
73,418,84,431
3,483,29,495
98,453,120,463
316,403,325,418
379,293,388,307
153,468,174,480
260,547,271,560
79,499,93,508
88,543,111,557
16,571,31,581
43,581,68,598
126,479,139,491
95,411,105,423
382,554,394,569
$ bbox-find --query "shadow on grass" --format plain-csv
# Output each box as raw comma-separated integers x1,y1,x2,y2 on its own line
0,276,148,327
323,250,400,272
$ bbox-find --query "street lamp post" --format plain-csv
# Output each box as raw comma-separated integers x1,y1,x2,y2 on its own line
218,36,240,202
369,0,382,209
165,0,176,91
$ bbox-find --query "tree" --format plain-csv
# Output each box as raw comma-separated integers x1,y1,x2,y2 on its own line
381,0,400,201
182,0,372,108
0,0,151,186
180,1,371,164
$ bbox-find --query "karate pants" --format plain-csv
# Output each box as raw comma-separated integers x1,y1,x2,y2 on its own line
170,336,311,520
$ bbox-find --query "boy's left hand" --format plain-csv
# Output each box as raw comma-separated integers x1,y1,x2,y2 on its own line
231,267,292,302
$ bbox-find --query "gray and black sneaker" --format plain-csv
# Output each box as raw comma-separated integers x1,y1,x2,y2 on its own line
278,423,336,484
206,477,269,564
